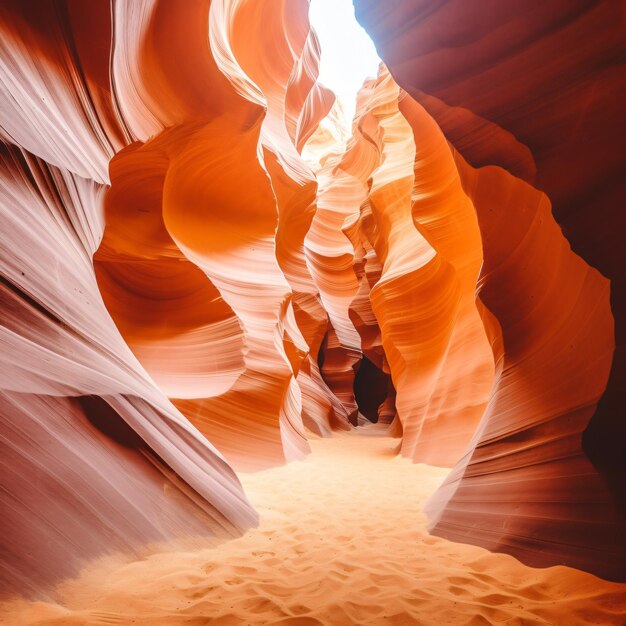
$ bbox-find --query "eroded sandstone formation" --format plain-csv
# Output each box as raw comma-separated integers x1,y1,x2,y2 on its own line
355,0,626,580
0,0,334,594
1,0,624,597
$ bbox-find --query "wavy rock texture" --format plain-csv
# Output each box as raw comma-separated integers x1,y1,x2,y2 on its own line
175,0,352,465
101,0,343,468
0,0,341,596
1,0,624,600
304,153,366,425
349,243,397,426
0,142,256,598
349,70,494,466
355,0,626,579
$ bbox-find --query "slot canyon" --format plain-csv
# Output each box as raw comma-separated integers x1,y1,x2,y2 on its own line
1,0,625,624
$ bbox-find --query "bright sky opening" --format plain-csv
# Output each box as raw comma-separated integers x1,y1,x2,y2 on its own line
309,0,381,133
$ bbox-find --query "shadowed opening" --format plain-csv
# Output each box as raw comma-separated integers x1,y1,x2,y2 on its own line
353,356,392,423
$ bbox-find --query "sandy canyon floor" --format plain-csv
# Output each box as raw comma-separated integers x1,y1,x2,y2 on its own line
2,432,626,625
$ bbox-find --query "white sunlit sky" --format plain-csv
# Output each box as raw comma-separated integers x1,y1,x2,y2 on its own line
309,0,381,132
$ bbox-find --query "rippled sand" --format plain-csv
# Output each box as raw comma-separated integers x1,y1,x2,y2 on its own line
3,432,626,625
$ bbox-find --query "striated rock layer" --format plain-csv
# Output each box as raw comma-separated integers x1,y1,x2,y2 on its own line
1,0,624,597
355,0,626,580
352,70,495,465
0,0,339,595
0,138,257,597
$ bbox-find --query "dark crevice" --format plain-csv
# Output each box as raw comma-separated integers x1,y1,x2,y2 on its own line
353,356,393,423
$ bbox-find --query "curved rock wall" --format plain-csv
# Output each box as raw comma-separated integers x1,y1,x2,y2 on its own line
0,0,338,595
1,0,624,595
355,0,625,579
353,71,494,467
